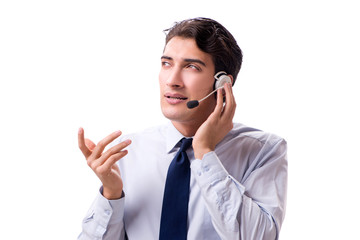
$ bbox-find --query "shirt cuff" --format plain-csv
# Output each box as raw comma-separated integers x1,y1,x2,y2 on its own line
97,187,125,225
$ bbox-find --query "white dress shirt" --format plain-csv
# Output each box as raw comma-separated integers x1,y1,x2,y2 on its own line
78,122,287,240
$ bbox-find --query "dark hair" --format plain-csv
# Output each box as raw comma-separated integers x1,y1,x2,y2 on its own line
164,17,243,85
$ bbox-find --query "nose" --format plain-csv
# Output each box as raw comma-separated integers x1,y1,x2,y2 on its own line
166,68,183,88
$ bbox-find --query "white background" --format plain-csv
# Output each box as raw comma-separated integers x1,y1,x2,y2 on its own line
1,0,359,239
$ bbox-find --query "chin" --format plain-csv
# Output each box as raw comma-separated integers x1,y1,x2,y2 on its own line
161,109,184,121
160,104,190,122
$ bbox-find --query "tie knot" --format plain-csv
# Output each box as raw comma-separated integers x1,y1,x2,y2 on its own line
180,138,193,152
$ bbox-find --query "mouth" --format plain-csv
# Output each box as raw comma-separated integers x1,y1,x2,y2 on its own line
164,93,188,104
164,93,188,100
166,96,187,100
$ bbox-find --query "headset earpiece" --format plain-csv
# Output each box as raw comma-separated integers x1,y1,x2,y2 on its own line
214,71,231,89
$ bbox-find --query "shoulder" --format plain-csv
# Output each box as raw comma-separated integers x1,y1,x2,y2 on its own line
218,123,287,155
109,124,168,148
231,123,286,146
123,124,167,139
214,123,287,182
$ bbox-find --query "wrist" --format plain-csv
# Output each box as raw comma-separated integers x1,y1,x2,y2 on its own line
194,147,213,160
102,186,123,200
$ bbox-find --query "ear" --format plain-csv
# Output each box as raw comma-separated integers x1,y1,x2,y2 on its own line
228,74,234,86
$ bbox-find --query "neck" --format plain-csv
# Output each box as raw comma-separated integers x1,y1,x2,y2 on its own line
168,97,216,137
171,120,202,137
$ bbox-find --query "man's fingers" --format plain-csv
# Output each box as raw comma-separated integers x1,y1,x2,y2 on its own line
213,87,224,117
85,138,96,151
97,150,129,175
222,83,236,119
92,130,123,157
78,128,92,158
96,139,132,167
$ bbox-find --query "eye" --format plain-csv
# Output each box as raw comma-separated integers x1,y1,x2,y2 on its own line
161,61,171,68
186,64,201,71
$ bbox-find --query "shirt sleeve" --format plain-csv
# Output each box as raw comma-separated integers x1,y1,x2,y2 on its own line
191,138,287,240
78,188,126,240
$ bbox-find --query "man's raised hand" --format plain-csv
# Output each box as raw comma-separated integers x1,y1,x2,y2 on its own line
78,128,131,199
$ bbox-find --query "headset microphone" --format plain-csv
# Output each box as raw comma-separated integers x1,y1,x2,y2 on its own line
187,71,231,109
187,88,219,109
187,100,200,109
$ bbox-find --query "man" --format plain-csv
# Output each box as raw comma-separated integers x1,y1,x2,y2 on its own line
78,17,287,240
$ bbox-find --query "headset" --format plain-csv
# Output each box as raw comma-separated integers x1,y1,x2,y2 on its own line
187,71,231,109
214,71,232,90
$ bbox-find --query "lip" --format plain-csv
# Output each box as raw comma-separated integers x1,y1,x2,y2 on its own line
164,92,188,105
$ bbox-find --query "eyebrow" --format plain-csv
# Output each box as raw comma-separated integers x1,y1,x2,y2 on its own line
161,55,207,67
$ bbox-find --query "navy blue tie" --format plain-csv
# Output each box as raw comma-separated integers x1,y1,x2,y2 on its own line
159,138,193,240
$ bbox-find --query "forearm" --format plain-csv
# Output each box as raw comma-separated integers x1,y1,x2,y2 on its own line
191,152,282,240
78,189,126,240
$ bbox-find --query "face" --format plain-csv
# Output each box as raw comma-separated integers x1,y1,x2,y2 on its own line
159,37,216,131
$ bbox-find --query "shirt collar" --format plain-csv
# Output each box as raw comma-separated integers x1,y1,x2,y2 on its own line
165,122,187,153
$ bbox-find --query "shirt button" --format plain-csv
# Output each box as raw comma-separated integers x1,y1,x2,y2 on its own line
105,209,111,216
197,170,202,176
